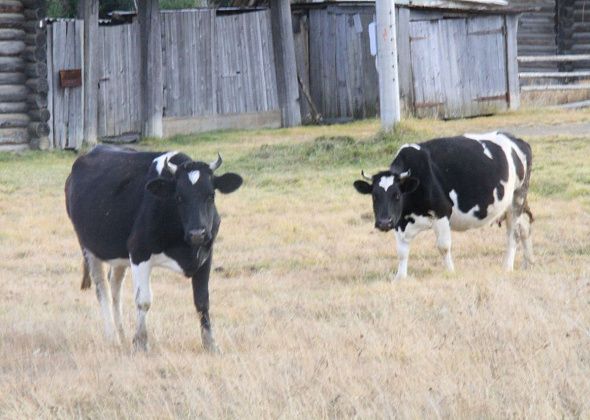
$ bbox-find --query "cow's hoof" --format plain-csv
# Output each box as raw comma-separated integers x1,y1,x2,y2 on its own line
201,330,221,354
204,342,221,355
132,336,149,352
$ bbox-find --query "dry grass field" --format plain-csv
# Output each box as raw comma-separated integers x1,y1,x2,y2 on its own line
1,108,590,418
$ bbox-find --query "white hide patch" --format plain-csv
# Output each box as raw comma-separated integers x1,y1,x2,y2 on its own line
448,189,482,231
401,143,421,151
153,151,179,175
463,132,496,160
397,214,433,241
152,253,184,273
378,175,395,191
394,143,421,159
188,170,200,185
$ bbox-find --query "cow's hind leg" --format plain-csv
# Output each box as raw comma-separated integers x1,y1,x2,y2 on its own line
503,211,518,271
518,211,534,269
84,250,119,345
131,259,153,351
433,217,455,272
109,266,127,342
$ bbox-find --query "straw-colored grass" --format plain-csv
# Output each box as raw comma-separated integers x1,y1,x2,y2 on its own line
1,109,589,418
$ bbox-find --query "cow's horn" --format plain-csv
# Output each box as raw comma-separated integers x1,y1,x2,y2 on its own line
399,169,411,180
361,170,372,181
166,158,178,175
209,153,222,171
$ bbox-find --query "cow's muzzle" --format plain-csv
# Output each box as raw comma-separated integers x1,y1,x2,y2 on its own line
375,219,394,232
186,228,212,246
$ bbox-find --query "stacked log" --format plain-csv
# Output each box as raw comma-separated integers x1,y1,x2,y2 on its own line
22,0,49,149
0,0,29,150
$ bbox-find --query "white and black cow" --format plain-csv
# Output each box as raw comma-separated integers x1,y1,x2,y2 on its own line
65,145,242,352
354,131,533,279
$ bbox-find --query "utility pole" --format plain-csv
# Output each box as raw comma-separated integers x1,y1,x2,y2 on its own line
375,0,400,130
82,0,99,145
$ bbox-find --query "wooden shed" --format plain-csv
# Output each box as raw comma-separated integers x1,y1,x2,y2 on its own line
292,0,520,122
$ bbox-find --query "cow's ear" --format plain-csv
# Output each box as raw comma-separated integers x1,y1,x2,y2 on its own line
214,173,243,194
400,177,420,194
353,180,372,194
146,178,176,198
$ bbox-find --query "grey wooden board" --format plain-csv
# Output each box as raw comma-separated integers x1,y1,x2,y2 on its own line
215,10,278,115
49,20,84,149
96,21,141,139
161,9,278,119
306,6,379,122
408,14,509,119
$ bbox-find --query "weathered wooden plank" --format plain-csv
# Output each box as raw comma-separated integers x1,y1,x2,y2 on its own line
270,0,301,126
139,0,163,138
45,23,53,147
397,7,413,116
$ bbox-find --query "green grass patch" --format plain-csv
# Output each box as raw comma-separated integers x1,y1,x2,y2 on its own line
237,124,421,174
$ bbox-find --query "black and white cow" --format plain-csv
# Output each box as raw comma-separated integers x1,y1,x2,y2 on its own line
354,132,533,279
65,145,242,352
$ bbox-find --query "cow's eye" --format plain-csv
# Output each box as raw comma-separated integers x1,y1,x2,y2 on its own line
176,195,183,203
207,193,215,202
393,193,400,200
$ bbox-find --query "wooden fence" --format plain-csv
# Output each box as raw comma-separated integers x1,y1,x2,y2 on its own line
47,9,280,149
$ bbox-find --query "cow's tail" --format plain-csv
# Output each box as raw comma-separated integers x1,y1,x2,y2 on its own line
520,140,534,224
81,255,91,290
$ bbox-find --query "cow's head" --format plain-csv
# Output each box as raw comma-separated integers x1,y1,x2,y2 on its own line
146,154,242,247
353,169,419,232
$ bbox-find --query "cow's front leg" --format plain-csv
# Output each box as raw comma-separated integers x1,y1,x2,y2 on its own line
433,217,455,272
131,258,153,351
192,255,219,353
393,230,411,280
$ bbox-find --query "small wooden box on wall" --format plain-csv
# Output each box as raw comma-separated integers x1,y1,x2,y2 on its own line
59,69,82,88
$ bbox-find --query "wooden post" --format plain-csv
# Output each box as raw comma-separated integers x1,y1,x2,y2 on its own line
82,0,98,145
505,14,520,110
270,0,301,128
375,0,400,130
139,0,163,138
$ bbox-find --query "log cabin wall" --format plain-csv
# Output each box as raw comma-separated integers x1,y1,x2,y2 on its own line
0,1,28,150
0,0,48,151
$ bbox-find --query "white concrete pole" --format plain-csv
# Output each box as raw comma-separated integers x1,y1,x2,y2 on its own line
375,0,401,130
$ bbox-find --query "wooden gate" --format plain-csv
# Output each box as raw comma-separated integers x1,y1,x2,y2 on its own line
47,20,84,149
96,22,141,141
409,15,509,119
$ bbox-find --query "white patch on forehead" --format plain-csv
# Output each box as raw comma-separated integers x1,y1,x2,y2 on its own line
153,151,179,174
378,175,395,191
188,170,200,185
